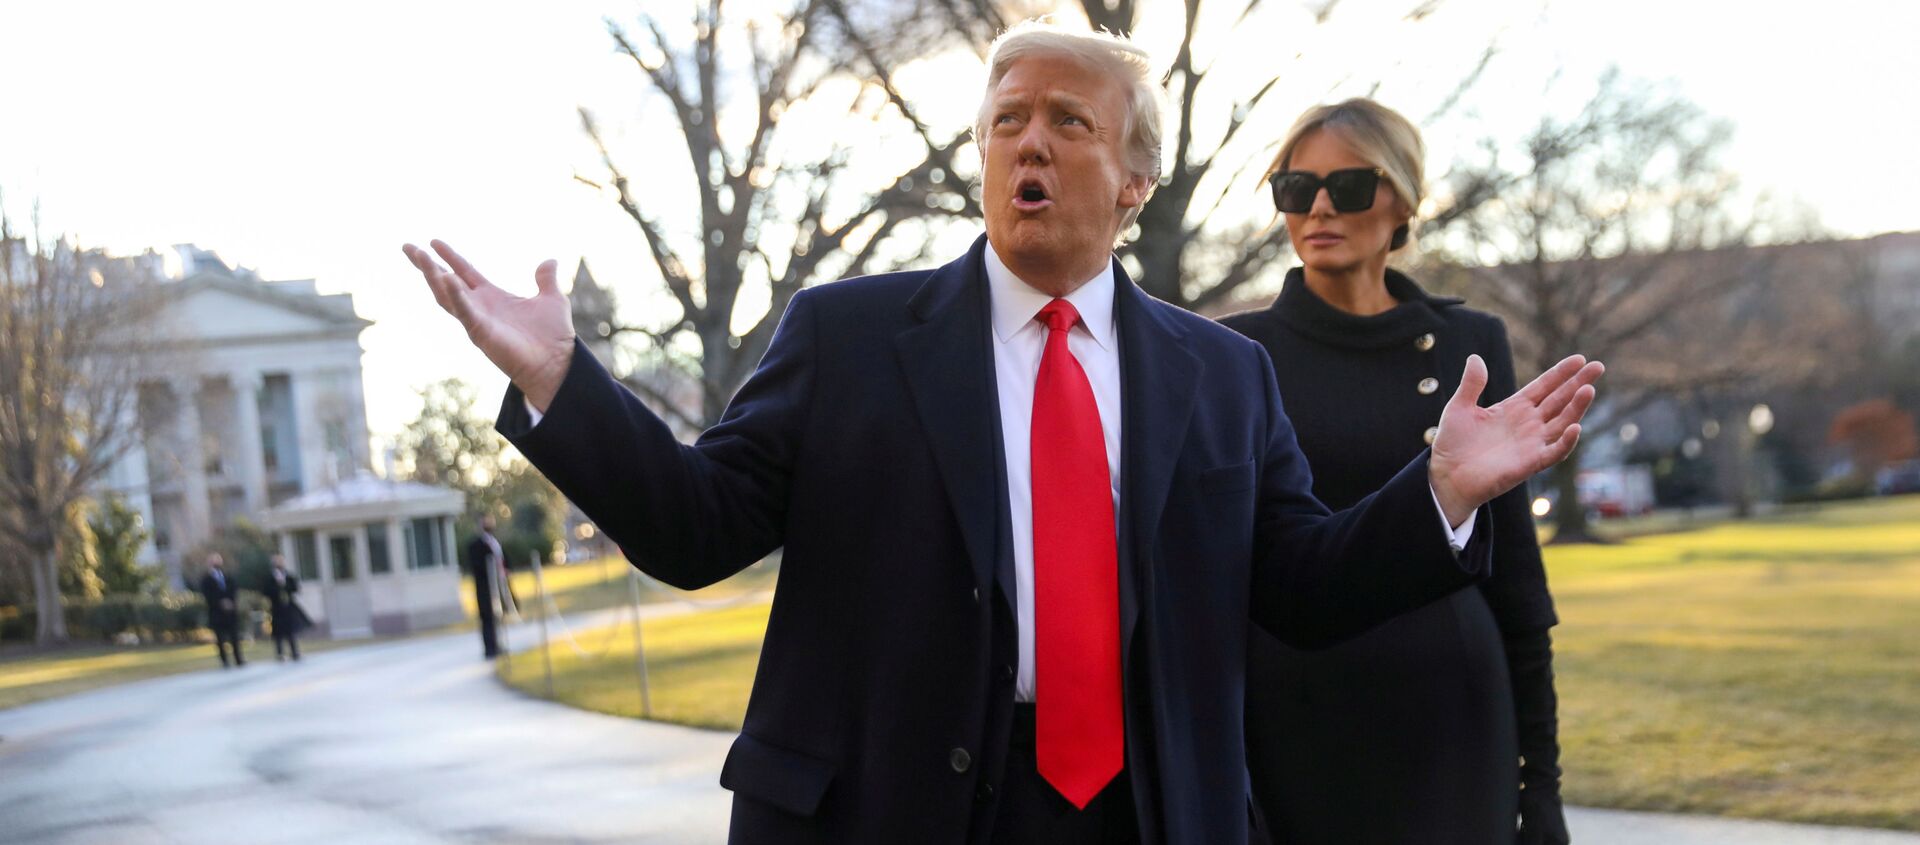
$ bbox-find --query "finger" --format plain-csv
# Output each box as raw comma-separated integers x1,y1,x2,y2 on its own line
1541,360,1606,419
1449,354,1489,411
430,239,496,292
534,259,560,296
1516,355,1587,406
1542,423,1583,466
1545,384,1597,433
404,244,458,307
405,244,479,325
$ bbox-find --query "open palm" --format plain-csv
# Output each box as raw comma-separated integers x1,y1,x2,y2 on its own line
403,240,576,410
1430,354,1605,525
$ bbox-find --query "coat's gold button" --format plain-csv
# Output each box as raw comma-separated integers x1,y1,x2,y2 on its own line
1418,377,1440,395
1423,426,1439,445
1415,333,1435,351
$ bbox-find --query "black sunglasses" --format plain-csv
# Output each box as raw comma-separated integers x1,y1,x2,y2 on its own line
1269,167,1384,214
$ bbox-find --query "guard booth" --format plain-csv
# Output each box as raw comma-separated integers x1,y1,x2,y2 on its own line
260,474,466,639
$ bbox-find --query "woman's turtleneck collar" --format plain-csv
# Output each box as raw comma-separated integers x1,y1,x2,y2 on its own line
1269,266,1463,351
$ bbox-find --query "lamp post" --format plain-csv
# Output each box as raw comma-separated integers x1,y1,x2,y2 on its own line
1734,403,1775,518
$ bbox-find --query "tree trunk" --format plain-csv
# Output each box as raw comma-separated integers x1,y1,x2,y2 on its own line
30,545,69,645
1549,443,1596,544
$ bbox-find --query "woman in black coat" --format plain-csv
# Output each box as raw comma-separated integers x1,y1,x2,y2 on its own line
263,554,307,661
1220,98,1569,844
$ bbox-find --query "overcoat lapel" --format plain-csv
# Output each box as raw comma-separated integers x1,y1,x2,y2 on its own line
894,238,1006,600
1113,267,1201,655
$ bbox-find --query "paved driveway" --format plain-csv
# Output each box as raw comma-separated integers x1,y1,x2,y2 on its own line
3,613,1914,844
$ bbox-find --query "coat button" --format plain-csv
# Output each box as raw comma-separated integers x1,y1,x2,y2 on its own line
1418,377,1440,395
972,587,980,604
950,747,972,773
976,781,995,800
1519,755,1528,768
1423,426,1439,445
1415,332,1435,351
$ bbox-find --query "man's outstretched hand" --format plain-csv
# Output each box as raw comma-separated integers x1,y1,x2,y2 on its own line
403,241,576,412
1429,354,1605,527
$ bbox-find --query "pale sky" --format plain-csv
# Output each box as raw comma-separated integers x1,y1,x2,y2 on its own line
4,0,1916,442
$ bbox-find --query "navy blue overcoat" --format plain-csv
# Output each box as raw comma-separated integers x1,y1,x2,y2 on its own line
497,235,1489,843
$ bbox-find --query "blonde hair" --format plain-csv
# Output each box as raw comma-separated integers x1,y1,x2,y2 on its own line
1268,98,1425,250
975,20,1166,235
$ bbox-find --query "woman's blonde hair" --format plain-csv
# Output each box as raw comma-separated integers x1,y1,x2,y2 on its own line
1268,98,1425,250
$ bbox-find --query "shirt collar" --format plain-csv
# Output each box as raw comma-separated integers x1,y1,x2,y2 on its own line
984,241,1116,351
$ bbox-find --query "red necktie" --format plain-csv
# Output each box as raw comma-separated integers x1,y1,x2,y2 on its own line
1030,298,1124,809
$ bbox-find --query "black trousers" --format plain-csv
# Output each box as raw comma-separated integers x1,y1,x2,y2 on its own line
474,579,501,658
991,704,1140,845
213,622,244,666
273,629,300,659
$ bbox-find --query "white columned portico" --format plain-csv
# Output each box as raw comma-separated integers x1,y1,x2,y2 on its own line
171,376,213,563
229,370,269,514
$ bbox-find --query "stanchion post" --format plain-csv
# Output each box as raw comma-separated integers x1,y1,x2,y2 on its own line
532,551,554,700
626,568,653,718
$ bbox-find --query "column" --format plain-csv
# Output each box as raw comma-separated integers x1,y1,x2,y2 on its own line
229,371,268,514
288,370,323,491
441,517,458,569
171,376,213,560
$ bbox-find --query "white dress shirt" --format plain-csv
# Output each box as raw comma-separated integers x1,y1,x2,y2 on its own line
984,245,1125,703
529,242,1475,704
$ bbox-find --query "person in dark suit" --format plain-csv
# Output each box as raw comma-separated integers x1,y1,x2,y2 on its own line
1221,98,1569,844
198,552,244,668
262,553,306,661
465,514,505,659
402,21,1601,844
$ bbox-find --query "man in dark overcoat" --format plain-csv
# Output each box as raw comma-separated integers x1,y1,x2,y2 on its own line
198,552,244,668
464,514,505,659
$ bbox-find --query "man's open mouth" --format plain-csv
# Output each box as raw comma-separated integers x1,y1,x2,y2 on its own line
1015,179,1051,209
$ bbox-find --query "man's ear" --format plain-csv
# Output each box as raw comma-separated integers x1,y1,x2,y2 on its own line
1118,172,1154,210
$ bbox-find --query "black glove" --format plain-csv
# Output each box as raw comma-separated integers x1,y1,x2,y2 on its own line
1505,627,1568,844
1516,775,1570,844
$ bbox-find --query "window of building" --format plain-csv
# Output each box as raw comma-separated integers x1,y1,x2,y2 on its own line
329,534,355,582
367,522,391,574
411,516,440,569
293,530,319,580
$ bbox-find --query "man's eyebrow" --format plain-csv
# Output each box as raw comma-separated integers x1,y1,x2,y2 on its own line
1045,91,1096,114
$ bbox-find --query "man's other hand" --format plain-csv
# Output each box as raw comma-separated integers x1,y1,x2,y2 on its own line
403,240,576,412
1429,354,1605,526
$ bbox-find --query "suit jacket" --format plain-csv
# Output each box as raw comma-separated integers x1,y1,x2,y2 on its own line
496,236,1491,844
199,570,239,628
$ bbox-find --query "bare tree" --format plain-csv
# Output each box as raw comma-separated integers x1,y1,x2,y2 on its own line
1421,72,1827,541
576,0,990,428
1076,0,1500,311
0,211,158,643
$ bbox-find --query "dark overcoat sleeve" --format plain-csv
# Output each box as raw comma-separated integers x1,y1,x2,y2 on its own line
496,290,817,590
1245,344,1496,649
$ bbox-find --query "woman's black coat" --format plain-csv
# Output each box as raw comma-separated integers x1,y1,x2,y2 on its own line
1220,268,1569,844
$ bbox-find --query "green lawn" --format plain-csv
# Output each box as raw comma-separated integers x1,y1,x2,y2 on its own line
464,555,780,620
499,601,771,731
500,496,1920,830
1551,495,1920,830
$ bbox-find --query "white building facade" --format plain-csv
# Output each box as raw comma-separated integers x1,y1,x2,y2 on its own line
100,246,374,588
